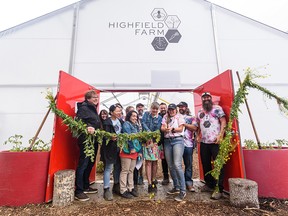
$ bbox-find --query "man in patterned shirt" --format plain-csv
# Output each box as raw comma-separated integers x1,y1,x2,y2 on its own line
197,92,226,200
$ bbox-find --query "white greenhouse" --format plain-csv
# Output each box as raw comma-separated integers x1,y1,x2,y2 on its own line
0,0,287,150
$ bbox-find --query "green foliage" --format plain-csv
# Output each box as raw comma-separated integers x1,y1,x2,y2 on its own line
46,90,161,162
3,134,51,152
275,139,288,149
28,138,51,151
243,139,259,150
96,161,104,173
211,68,288,182
244,139,288,150
3,134,24,151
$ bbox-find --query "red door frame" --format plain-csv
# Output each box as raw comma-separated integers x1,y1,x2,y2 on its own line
45,71,100,202
193,70,245,191
46,70,244,202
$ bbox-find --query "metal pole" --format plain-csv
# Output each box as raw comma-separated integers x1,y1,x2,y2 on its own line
210,3,221,74
68,2,80,75
236,71,261,149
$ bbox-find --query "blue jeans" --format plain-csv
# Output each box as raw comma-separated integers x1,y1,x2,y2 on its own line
103,163,113,189
183,146,193,187
164,137,186,193
103,153,121,189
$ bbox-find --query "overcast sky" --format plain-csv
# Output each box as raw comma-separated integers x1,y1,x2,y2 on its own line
0,0,287,32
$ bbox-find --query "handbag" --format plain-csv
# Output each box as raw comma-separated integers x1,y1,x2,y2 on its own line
122,139,142,154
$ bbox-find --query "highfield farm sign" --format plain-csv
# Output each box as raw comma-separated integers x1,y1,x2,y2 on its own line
108,8,182,51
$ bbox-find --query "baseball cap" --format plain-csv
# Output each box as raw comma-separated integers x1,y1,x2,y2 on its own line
168,103,177,110
201,92,212,98
136,103,144,108
177,101,188,107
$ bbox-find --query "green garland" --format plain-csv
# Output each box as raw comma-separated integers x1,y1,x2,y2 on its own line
45,92,160,162
211,68,288,184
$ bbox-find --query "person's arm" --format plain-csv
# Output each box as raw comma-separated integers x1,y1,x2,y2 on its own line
184,123,197,132
171,124,184,133
185,116,198,132
160,115,167,132
216,117,226,144
195,115,202,143
77,106,95,134
171,114,185,133
156,116,162,131
161,123,167,132
161,124,173,134
141,112,150,131
161,115,172,134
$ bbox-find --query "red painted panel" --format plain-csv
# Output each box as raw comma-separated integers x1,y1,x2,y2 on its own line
193,70,244,192
45,71,100,202
243,149,288,199
0,151,50,206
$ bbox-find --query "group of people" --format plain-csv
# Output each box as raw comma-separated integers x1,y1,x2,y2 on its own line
74,90,226,202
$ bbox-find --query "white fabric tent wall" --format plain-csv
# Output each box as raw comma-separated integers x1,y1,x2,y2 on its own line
72,0,218,87
0,6,75,149
213,6,288,142
0,0,287,150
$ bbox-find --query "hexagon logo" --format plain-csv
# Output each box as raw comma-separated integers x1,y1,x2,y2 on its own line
165,29,182,43
151,37,168,51
165,15,181,29
151,8,167,21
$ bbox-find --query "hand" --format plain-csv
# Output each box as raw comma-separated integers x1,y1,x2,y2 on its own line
87,126,95,134
138,153,142,158
215,134,223,144
196,134,202,143
166,127,172,133
111,135,117,141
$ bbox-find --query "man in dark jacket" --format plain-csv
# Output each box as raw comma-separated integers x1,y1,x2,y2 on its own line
75,90,101,201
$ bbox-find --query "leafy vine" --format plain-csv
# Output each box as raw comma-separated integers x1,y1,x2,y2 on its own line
45,91,160,162
211,68,288,183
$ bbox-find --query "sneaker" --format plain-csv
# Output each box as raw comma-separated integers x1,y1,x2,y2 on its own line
75,192,90,201
211,190,223,200
103,188,113,201
175,191,186,202
200,184,214,192
167,188,180,195
121,190,133,199
152,179,158,185
83,187,98,194
112,183,120,195
130,188,139,197
148,184,154,193
152,183,157,193
138,176,144,185
162,178,170,185
187,185,196,192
